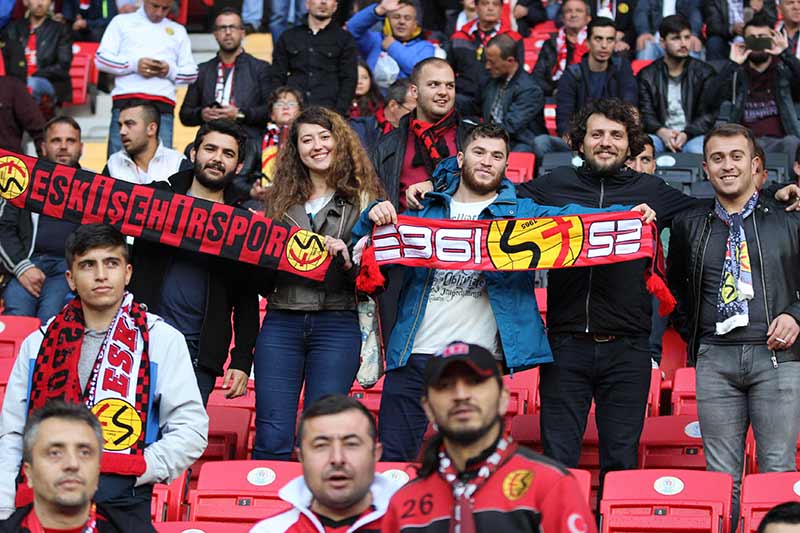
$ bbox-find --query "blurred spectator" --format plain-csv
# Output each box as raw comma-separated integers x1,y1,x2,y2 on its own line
590,0,636,53
271,0,357,116
95,0,198,156
253,107,384,460
347,0,435,89
633,0,703,60
712,12,800,159
62,0,132,42
180,8,272,146
638,15,715,154
758,502,800,533
778,0,800,56
532,0,591,97
482,33,544,151
259,86,304,188
1,0,72,116
0,116,81,323
251,395,401,532
455,0,477,30
705,0,777,61
370,58,475,210
626,132,656,173
350,59,384,118
265,0,307,41
350,77,415,150
445,0,518,115
103,102,190,184
514,0,548,37
128,120,259,407
0,0,13,31
421,0,458,36
0,75,45,153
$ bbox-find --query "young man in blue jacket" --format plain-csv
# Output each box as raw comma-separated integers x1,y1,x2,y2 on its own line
352,122,654,461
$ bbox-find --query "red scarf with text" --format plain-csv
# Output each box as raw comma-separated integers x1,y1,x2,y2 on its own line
553,27,588,81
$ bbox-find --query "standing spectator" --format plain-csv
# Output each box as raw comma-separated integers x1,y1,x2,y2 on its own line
271,0,357,116
637,15,716,154
668,123,800,523
350,77,414,151
1,0,72,114
758,502,800,533
705,0,777,61
514,0,548,37
633,0,702,60
253,107,384,460
95,0,198,156
532,0,591,97
62,0,133,42
251,395,401,532
711,13,800,159
445,0,518,115
128,120,259,407
778,0,800,56
104,102,190,184
0,224,208,521
421,0,458,35
0,76,45,153
347,0,435,89
0,117,82,323
482,33,545,152
351,59,384,118
180,8,272,145
259,86,304,188
266,0,307,41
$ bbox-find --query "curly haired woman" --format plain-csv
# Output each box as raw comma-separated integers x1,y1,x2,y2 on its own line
253,106,385,459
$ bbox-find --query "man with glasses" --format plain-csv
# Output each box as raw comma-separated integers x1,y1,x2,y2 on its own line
180,8,272,145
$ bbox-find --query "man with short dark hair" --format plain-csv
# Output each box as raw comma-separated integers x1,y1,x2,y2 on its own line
128,120,259,406
626,133,656,174
104,102,189,184
382,341,596,532
0,224,208,521
638,14,716,154
350,78,416,150
633,0,703,60
758,502,800,533
704,0,777,61
531,0,591,98
251,395,401,532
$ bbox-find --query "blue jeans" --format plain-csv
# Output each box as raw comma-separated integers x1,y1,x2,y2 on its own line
252,309,361,459
532,134,570,161
696,343,800,527
377,352,434,461
27,77,56,104
650,134,705,154
269,0,307,44
4,255,73,322
107,107,174,157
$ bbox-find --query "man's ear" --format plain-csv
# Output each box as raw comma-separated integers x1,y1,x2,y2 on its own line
23,462,33,488
497,384,510,418
457,151,464,169
235,161,244,175
373,441,383,463
65,269,76,292
421,396,435,425
189,147,196,164
146,122,158,138
296,447,303,463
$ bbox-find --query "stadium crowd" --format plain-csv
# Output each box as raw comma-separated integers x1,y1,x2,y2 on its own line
0,0,800,530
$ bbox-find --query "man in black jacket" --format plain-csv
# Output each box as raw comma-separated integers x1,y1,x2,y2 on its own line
667,123,800,523
531,0,591,97
270,0,357,116
633,0,702,60
179,8,271,144
128,120,259,406
637,15,715,154
704,0,777,61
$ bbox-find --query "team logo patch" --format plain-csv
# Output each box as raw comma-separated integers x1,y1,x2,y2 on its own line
285,230,328,272
502,469,534,500
567,513,590,533
618,2,629,13
91,398,143,451
165,27,174,35
487,217,583,270
0,155,29,200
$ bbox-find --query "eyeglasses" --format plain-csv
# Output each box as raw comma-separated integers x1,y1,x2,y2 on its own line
274,101,300,109
214,24,244,33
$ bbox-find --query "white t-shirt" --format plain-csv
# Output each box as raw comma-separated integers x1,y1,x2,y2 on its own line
411,196,501,357
665,75,687,131
662,0,677,18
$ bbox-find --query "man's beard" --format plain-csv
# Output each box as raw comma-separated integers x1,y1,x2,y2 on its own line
193,159,236,191
439,414,501,445
586,148,627,174
749,51,770,65
461,161,503,195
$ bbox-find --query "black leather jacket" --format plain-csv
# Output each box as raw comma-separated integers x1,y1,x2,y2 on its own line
704,0,776,42
667,193,800,364
637,57,717,138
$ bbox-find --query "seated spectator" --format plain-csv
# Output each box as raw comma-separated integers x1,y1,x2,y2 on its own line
712,12,800,158
350,77,413,151
250,395,402,532
445,0,519,115
347,0,435,89
638,15,715,154
351,59,384,118
0,75,45,154
270,0,357,116
1,0,72,115
0,116,82,323
705,0,776,61
0,401,153,532
179,8,272,146
514,0,548,37
62,0,134,42
758,502,800,533
633,0,703,60
482,33,544,152
626,132,656,173
532,0,590,98
778,0,800,56
455,0,477,31
103,102,190,184
259,86,304,188
589,0,635,53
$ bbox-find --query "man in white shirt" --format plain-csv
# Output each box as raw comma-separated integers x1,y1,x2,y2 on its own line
95,0,197,157
103,102,190,184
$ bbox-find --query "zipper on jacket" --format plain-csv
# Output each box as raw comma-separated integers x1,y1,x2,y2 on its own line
585,178,604,333
752,210,778,368
689,215,712,357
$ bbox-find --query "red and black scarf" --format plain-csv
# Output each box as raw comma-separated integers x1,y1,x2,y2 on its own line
374,107,394,135
410,108,458,176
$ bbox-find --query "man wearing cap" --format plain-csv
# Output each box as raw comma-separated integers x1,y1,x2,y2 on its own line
382,341,596,533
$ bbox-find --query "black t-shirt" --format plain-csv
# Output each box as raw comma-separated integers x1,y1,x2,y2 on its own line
159,249,209,347
588,70,608,99
699,216,768,344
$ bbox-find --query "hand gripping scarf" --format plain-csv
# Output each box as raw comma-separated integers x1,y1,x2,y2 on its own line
714,191,758,335
552,27,588,81
410,108,459,176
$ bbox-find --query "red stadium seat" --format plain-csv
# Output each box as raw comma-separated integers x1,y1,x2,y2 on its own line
600,469,734,533
152,470,190,522
504,367,539,415
522,36,547,72
506,152,536,184
350,376,385,421
0,316,40,359
207,379,256,455
638,415,705,470
510,413,543,453
544,103,557,137
155,522,252,533
647,368,662,416
73,42,100,84
534,287,547,315
660,328,688,392
0,53,5,76
740,472,800,533
64,53,91,108
0,357,13,407
206,405,252,460
568,468,592,507
671,368,697,416
531,20,558,34
187,460,302,523
632,59,654,75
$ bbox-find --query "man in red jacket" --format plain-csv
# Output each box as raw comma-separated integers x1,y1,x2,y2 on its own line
383,341,596,533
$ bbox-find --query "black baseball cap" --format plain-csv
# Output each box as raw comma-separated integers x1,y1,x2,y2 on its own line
424,341,501,387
